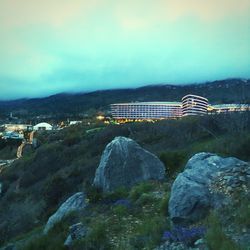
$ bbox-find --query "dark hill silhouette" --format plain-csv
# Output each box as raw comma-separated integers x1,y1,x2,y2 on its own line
0,78,249,117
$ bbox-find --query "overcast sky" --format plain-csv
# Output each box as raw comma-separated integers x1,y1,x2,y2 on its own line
0,0,250,100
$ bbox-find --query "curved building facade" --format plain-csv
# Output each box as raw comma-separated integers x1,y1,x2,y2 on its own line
111,102,182,120
182,94,208,116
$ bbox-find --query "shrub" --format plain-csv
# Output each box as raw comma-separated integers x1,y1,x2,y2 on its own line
131,215,167,249
135,193,156,206
112,205,129,217
129,182,154,202
43,175,69,208
159,151,188,176
62,134,81,147
19,171,37,188
74,221,111,250
103,187,129,203
23,221,68,250
205,213,240,250
233,197,250,227
85,185,103,203
158,192,170,215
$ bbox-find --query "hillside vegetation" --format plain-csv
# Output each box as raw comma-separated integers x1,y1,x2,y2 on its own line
0,112,249,249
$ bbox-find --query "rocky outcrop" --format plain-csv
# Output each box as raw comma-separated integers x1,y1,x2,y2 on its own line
93,136,165,192
44,192,87,234
64,222,88,247
169,152,249,225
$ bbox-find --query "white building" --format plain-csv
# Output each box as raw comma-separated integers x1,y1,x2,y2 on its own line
182,94,208,116
33,122,53,131
3,124,33,132
208,104,250,114
111,102,182,120
69,121,82,126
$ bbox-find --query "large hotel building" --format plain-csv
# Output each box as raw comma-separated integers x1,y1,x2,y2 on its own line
111,94,249,120
111,102,182,120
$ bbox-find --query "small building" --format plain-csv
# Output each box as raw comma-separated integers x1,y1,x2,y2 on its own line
69,121,82,126
2,131,24,140
3,124,33,132
33,122,53,131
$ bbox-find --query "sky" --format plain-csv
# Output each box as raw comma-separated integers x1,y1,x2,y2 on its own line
0,0,250,100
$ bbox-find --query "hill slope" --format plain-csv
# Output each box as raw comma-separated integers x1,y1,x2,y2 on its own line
0,79,249,117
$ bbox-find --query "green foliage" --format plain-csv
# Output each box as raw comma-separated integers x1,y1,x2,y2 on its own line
135,193,157,206
233,197,250,227
159,151,188,176
131,215,167,249
74,221,111,250
103,187,129,202
158,192,170,215
85,185,103,203
43,175,69,207
22,221,68,250
129,182,154,202
205,213,240,250
1,112,250,244
0,138,21,159
19,171,37,188
62,135,81,147
112,205,129,217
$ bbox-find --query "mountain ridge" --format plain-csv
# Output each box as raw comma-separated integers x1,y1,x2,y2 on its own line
0,78,249,117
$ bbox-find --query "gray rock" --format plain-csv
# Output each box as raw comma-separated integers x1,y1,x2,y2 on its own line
44,192,87,234
64,222,88,247
239,176,246,182
223,175,233,180
169,152,248,225
93,136,165,192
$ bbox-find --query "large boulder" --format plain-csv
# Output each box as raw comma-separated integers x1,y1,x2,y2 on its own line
93,136,165,192
169,152,249,225
44,192,87,234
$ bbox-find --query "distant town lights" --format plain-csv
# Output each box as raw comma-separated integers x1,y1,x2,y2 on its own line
96,115,105,121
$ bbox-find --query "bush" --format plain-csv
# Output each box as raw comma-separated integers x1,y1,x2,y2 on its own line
131,215,167,249
23,221,68,250
62,134,81,147
85,185,103,203
103,187,129,203
205,213,240,250
129,182,155,202
74,221,111,250
112,205,129,217
158,192,170,215
43,175,69,207
233,197,250,227
19,171,37,188
135,193,156,206
159,151,188,176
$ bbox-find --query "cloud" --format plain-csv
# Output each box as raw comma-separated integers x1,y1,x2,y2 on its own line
0,0,249,99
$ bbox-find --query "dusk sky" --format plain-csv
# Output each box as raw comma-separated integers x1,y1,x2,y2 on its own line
0,0,250,100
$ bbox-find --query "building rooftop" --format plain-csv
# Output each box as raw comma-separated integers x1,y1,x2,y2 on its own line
111,102,182,106
212,104,250,108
